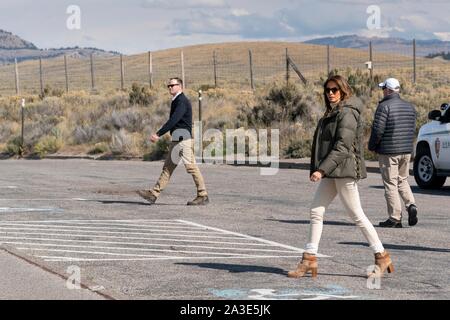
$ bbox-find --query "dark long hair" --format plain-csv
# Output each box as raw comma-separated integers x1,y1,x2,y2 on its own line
323,75,353,115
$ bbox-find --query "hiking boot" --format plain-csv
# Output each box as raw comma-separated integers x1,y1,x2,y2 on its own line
379,218,403,228
136,190,157,204
407,204,418,226
187,195,209,206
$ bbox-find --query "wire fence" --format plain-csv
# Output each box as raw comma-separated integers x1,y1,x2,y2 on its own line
0,41,449,96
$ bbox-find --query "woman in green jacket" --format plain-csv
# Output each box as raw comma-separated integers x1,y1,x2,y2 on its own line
288,75,393,279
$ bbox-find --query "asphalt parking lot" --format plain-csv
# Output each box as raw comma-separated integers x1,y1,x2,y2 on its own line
0,159,449,300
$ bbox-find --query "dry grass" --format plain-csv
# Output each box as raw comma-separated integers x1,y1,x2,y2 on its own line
1,41,448,95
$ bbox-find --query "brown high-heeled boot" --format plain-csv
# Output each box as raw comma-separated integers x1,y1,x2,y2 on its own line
287,252,318,278
369,250,394,278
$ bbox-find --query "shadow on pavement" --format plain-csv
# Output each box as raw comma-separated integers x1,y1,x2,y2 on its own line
176,263,367,279
339,242,450,253
369,185,450,196
175,263,287,275
87,199,185,206
266,219,355,227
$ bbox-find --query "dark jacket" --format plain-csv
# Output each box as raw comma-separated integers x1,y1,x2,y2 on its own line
368,93,416,155
310,96,367,180
157,93,193,141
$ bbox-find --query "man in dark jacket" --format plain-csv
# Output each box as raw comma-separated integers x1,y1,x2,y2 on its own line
369,78,418,228
137,78,209,206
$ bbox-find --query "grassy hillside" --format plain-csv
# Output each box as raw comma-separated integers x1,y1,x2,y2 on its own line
1,41,448,95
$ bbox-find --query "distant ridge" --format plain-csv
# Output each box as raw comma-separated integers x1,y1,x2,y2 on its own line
0,29,120,64
304,34,450,57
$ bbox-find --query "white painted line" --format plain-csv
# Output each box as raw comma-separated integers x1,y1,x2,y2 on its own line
0,234,275,247
37,255,302,262
0,241,298,253
0,198,85,201
0,228,246,240
0,208,59,213
0,221,208,230
0,186,18,189
178,220,330,258
0,219,185,224
6,242,290,257
16,247,268,258
0,222,236,234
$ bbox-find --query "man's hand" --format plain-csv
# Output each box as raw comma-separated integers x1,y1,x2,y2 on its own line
310,170,324,183
150,134,160,143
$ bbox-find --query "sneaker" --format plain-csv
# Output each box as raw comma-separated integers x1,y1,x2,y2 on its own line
407,204,418,226
136,190,157,204
379,218,403,228
187,195,210,206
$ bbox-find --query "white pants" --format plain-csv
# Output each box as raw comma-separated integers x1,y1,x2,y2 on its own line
305,178,385,255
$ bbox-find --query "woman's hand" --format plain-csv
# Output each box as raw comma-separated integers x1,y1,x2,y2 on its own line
310,170,324,182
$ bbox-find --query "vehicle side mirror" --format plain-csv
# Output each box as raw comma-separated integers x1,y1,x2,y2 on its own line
428,110,441,121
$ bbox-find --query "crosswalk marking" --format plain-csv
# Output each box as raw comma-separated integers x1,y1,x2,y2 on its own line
0,219,320,262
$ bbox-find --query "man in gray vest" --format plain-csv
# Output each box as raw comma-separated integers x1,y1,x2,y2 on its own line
369,78,418,228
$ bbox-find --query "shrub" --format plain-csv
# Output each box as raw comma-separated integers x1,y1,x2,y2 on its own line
5,136,23,155
88,142,109,155
143,137,170,161
34,135,64,157
129,83,155,106
239,83,315,127
284,138,312,159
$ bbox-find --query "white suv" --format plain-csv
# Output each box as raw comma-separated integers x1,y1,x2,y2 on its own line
414,103,450,189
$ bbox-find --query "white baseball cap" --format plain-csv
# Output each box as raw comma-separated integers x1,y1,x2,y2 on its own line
379,78,401,91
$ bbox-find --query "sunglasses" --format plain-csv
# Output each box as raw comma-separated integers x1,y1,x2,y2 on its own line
167,84,180,88
325,87,339,94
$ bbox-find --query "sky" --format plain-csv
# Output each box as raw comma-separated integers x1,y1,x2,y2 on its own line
1,0,449,54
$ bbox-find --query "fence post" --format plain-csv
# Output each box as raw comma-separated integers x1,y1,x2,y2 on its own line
413,39,416,84
64,55,69,93
39,58,44,96
20,98,25,157
181,51,185,88
286,48,289,86
369,41,373,95
90,53,95,92
148,51,153,88
120,54,124,90
213,51,217,88
327,45,331,76
14,58,20,95
249,50,254,90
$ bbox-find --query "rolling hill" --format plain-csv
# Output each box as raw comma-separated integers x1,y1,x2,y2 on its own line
0,29,120,65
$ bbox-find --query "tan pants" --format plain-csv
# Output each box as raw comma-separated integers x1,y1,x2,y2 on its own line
152,139,207,198
305,178,384,255
378,154,415,221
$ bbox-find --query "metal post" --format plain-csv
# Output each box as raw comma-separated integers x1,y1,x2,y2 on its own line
39,58,44,96
148,51,153,88
120,54,124,90
20,98,25,157
64,54,69,93
369,41,373,95
198,90,203,123
181,51,185,89
90,53,95,91
198,90,203,162
369,41,373,81
327,45,331,76
249,50,254,90
213,51,217,88
286,48,289,86
413,39,417,84
14,58,19,95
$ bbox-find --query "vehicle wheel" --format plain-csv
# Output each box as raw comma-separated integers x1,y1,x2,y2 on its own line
414,147,446,189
